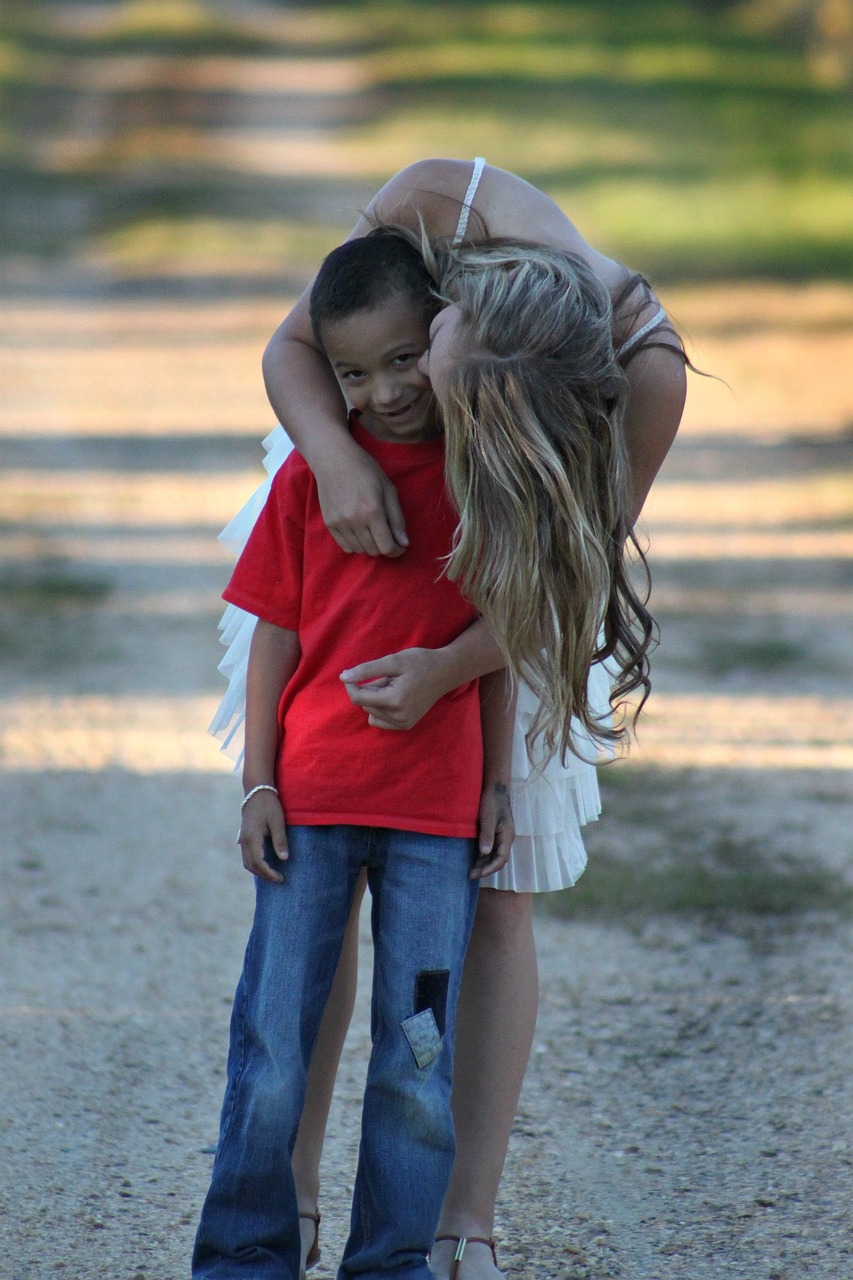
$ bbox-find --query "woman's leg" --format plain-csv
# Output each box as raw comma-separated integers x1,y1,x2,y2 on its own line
431,887,537,1280
292,869,367,1273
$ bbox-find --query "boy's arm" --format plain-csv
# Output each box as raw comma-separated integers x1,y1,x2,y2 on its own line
471,668,517,881
239,618,301,884
340,616,505,729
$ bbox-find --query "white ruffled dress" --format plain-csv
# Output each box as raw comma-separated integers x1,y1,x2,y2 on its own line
209,426,613,893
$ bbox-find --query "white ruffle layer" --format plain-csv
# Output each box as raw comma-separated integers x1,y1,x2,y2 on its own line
483,666,612,892
208,427,293,758
209,424,610,894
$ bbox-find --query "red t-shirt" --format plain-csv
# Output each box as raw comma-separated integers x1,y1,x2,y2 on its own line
223,419,483,837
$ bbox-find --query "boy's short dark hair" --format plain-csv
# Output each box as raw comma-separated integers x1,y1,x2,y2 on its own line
309,231,438,346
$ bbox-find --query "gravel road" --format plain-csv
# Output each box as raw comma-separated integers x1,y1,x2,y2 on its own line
2,756,851,1279
2,278,852,1280
3,4,853,1271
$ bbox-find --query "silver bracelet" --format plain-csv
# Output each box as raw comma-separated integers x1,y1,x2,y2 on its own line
240,783,278,812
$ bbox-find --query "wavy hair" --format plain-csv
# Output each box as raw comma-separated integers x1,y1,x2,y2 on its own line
418,237,656,764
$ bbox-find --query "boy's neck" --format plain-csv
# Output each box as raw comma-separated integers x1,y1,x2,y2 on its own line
354,410,442,445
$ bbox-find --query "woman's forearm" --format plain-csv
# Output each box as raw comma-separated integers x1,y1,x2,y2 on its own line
263,300,409,556
262,308,351,463
338,618,506,731
434,617,506,694
479,667,517,786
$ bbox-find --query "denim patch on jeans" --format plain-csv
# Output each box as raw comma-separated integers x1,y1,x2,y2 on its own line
401,1008,442,1068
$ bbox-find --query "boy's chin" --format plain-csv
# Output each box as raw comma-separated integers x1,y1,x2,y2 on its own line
362,408,441,442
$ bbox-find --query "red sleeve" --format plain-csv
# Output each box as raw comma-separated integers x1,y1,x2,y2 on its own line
221,454,308,630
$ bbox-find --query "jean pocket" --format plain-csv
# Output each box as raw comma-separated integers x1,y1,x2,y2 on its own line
401,1009,442,1069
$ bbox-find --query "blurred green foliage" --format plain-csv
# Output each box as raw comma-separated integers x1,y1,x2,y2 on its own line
1,1,851,288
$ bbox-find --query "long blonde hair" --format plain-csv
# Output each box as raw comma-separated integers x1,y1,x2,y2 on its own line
423,237,655,763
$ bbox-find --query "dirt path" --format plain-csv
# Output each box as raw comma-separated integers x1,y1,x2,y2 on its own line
2,5,853,1272
1,293,852,1280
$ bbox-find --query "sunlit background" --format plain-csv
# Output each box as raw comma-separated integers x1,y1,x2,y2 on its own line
1,0,852,875
3,7,853,1274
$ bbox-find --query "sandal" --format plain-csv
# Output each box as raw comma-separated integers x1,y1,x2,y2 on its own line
433,1235,499,1280
299,1210,321,1277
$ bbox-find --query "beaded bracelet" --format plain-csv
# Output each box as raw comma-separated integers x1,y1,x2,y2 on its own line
240,783,278,812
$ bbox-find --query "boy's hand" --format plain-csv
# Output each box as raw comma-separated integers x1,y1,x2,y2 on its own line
340,648,452,729
238,790,289,884
471,782,514,880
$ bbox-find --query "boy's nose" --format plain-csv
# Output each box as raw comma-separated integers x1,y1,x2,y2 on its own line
373,377,403,406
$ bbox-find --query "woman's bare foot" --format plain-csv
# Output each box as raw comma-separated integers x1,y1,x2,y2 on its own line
429,1235,503,1280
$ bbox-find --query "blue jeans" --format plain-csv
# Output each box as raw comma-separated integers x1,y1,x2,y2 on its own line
193,824,479,1280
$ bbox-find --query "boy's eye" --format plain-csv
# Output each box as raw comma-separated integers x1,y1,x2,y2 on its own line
341,369,365,382
392,352,420,367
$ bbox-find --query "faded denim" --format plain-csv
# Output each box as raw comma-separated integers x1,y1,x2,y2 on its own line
192,823,479,1280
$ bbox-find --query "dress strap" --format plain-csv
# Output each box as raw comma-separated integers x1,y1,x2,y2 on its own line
452,157,486,244
615,304,667,360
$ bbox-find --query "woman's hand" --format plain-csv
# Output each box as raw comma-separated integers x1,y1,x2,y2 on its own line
315,446,408,558
471,783,514,879
238,790,289,884
340,647,457,729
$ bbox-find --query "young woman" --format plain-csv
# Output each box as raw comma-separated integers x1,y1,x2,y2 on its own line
219,159,688,1280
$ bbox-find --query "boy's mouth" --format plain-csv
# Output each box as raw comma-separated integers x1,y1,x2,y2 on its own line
375,397,423,421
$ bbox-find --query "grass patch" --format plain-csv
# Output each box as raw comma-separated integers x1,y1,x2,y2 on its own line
0,571,116,671
696,635,809,675
546,763,853,920
807,788,850,806
547,847,853,919
0,1,278,57
92,216,347,274
0,570,113,608
1,1,851,282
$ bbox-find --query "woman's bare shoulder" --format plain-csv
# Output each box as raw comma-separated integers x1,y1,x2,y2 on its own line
367,160,677,346
366,158,481,237
612,272,684,358
367,158,587,248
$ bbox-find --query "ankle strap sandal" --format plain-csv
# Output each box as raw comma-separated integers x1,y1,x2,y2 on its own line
434,1235,498,1280
298,1210,321,1275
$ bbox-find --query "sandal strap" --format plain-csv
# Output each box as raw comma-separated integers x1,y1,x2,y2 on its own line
434,1235,498,1277
298,1212,321,1272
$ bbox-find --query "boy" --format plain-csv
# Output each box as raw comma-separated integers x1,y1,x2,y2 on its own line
192,233,515,1280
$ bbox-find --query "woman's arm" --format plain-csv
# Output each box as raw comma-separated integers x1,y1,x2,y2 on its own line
262,303,409,557
239,619,301,883
623,344,688,521
471,668,517,880
260,162,479,556
339,617,505,730
263,159,685,548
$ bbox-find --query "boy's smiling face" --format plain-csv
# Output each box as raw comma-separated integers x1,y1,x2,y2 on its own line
322,291,438,443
